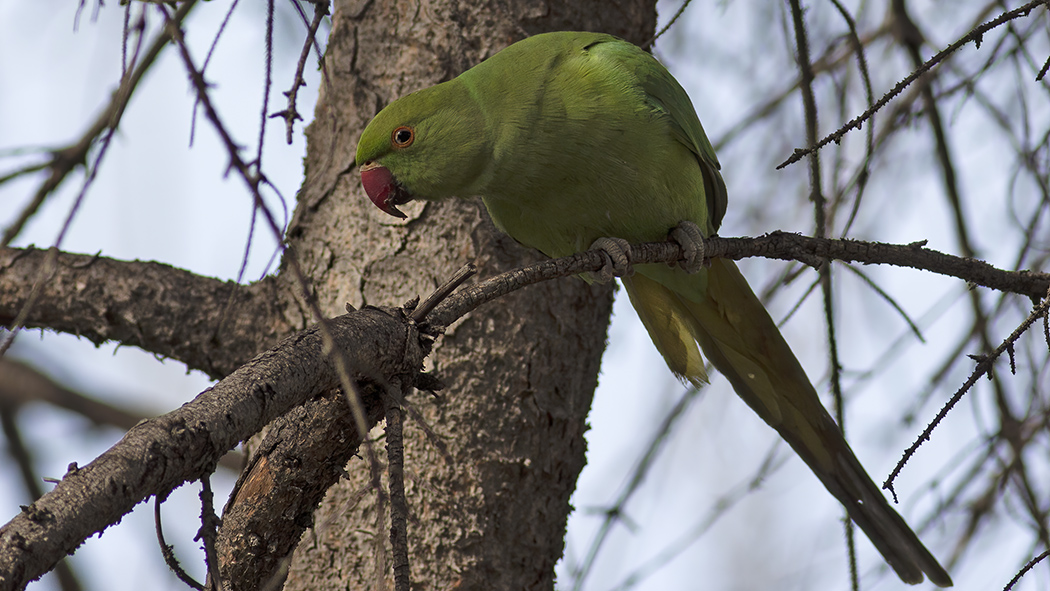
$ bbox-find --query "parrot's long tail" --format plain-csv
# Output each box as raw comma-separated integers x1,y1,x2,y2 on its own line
621,258,952,587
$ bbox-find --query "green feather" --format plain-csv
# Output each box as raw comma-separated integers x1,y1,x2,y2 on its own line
355,31,952,587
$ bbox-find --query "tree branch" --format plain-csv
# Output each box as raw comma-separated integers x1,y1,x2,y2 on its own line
0,358,143,430
777,0,1050,169
0,359,244,473
0,306,426,591
0,247,287,379
430,233,1049,328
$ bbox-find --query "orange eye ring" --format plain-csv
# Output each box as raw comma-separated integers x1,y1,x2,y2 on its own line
391,126,415,148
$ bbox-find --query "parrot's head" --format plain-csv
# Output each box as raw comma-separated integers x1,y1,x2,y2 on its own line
355,82,488,218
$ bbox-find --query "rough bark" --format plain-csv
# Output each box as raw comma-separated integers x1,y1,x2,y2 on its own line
267,1,654,589
0,307,425,590
0,246,286,379
215,388,386,590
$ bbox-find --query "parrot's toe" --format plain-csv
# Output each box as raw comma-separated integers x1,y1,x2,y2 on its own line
588,237,634,283
670,221,707,273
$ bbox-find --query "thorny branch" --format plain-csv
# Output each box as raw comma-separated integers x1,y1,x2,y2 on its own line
778,0,1050,169
0,0,198,247
884,285,1050,499
428,233,1050,328
274,0,330,143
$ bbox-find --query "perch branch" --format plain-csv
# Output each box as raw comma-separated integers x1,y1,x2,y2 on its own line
429,233,1049,328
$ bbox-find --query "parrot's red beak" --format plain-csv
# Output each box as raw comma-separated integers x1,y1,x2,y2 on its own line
360,162,411,219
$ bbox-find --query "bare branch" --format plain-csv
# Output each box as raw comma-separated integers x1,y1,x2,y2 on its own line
778,0,1050,169
0,0,198,247
0,306,425,590
0,358,144,430
429,233,1050,329
0,247,285,379
884,286,1050,497
274,0,330,144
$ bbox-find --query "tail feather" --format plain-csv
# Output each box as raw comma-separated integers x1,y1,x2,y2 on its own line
622,259,952,587
621,271,707,386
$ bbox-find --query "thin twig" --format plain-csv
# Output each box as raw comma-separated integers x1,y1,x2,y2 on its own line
884,286,1050,498
410,263,477,323
827,0,876,236
1002,548,1050,591
155,495,204,590
1,0,197,247
607,447,788,591
841,263,925,342
197,476,224,591
190,0,241,146
778,0,1050,169
643,0,692,50
275,0,330,144
569,384,707,591
385,382,410,591
0,406,41,499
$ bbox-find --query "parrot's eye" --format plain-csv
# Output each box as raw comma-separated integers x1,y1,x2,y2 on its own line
391,126,415,148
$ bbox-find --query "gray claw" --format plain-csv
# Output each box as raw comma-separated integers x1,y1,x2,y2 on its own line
669,221,706,273
588,237,633,283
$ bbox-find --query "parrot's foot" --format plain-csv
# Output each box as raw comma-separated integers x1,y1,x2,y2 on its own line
669,221,707,274
588,237,634,283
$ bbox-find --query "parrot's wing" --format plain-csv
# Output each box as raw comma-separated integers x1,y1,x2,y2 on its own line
636,53,728,233
580,34,726,233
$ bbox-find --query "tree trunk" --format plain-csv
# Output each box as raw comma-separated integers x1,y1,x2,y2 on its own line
276,1,656,589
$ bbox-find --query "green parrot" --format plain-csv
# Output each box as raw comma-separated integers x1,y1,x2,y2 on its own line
355,31,952,587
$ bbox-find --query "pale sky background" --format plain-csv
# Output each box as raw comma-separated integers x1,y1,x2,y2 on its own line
1,1,1046,590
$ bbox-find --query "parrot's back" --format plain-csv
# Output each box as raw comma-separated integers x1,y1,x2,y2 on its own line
459,32,724,287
